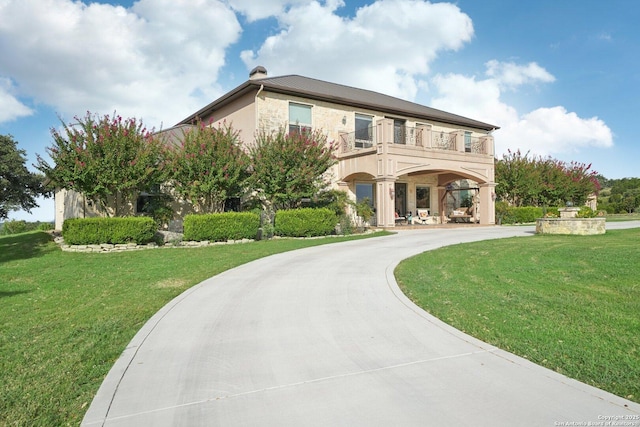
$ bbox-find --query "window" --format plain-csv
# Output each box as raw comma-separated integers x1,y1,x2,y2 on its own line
395,183,407,215
416,186,430,209
136,184,168,217
355,114,373,148
356,183,374,205
464,131,472,152
289,103,312,134
393,119,406,144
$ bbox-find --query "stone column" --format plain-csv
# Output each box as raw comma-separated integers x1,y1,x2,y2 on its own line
437,186,447,224
478,183,496,225
375,178,397,227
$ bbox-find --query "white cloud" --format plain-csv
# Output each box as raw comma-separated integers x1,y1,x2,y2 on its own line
0,78,33,122
499,107,613,156
0,0,242,128
226,0,314,22
430,63,612,158
431,73,516,127
485,60,555,89
241,0,474,101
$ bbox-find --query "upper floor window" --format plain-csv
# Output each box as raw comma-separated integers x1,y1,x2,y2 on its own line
355,114,373,148
464,131,472,152
289,103,312,135
393,118,406,144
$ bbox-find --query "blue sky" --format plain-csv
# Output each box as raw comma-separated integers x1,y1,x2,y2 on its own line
1,0,638,222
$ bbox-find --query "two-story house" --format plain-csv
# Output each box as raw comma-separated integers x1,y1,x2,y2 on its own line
175,66,498,227
54,66,498,230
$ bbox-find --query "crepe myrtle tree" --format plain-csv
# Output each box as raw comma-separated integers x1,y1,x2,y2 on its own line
249,128,338,211
37,112,168,217
0,134,47,220
167,119,250,213
495,149,600,207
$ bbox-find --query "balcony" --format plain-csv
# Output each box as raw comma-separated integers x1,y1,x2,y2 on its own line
339,125,493,156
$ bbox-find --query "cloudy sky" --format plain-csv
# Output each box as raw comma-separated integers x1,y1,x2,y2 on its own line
1,0,638,221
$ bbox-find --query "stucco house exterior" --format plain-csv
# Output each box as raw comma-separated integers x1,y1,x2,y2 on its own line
54,66,498,230
175,66,498,227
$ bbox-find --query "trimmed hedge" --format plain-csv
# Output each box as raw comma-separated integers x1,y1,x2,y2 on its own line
275,208,337,237
183,212,260,242
62,217,157,245
497,206,565,224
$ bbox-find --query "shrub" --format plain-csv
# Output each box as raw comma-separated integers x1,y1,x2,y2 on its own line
2,220,28,235
576,206,598,218
183,212,260,242
1,220,53,235
275,208,337,237
496,204,554,224
38,222,53,231
62,217,156,245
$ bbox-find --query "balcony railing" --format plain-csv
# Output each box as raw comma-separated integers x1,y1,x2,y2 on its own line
394,126,423,146
340,126,376,151
340,125,491,155
433,132,456,151
467,136,486,154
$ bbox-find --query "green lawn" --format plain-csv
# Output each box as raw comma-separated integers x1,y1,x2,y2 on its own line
395,228,640,404
0,230,388,426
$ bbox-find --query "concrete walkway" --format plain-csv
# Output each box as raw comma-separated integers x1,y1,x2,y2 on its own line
83,223,640,426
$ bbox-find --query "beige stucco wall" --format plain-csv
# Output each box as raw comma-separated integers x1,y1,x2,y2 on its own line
251,91,496,226
198,90,258,144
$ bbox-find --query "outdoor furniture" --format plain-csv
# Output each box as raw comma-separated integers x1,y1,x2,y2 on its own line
413,209,430,225
395,214,407,225
449,207,473,223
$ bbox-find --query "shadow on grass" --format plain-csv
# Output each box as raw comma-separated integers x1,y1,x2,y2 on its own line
0,231,57,264
0,290,32,299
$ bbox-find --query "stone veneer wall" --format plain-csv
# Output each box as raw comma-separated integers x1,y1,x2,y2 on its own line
535,218,606,235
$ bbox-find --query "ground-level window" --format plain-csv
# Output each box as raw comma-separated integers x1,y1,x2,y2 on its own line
416,186,430,209
289,103,312,135
136,184,162,214
356,183,374,205
225,197,241,212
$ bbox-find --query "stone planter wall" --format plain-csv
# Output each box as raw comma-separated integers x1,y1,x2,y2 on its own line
535,218,606,235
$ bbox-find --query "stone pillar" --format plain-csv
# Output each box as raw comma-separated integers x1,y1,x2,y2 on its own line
559,207,580,218
437,186,447,224
373,118,397,227
478,183,496,225
416,124,431,148
376,178,397,227
453,130,465,153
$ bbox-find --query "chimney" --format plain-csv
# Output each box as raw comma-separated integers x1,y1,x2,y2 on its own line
249,66,268,80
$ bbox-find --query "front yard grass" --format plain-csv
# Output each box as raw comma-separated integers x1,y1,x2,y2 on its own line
0,230,388,426
395,228,640,404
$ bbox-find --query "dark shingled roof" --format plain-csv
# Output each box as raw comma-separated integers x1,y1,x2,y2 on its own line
177,74,499,131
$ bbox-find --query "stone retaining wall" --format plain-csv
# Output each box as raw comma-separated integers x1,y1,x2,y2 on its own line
55,237,254,253
535,218,606,235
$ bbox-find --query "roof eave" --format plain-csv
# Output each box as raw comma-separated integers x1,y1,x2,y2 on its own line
176,81,259,125
177,78,499,132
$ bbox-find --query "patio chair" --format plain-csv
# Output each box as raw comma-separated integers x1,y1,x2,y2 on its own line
415,209,429,224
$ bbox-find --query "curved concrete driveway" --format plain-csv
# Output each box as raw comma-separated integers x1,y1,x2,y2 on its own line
83,224,640,426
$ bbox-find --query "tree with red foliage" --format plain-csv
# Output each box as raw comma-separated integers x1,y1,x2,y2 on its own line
37,112,167,216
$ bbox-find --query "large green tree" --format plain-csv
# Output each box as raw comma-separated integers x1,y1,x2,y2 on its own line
37,112,167,216
249,128,337,210
167,120,250,213
495,149,600,207
0,134,46,220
